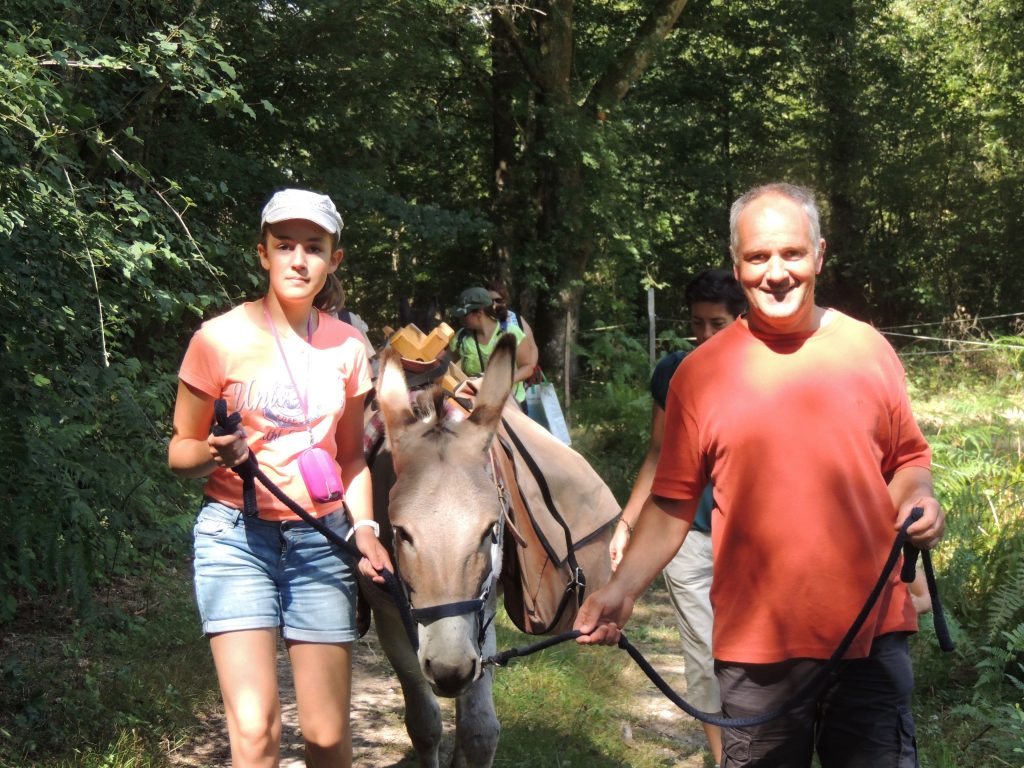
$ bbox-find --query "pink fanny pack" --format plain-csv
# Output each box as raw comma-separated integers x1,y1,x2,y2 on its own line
298,447,345,503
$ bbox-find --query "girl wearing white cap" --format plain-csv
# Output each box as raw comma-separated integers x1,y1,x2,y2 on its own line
169,188,391,767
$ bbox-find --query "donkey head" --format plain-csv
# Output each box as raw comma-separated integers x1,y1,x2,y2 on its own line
376,334,516,696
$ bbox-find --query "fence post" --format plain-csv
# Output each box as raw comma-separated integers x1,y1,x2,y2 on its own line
564,307,572,414
648,286,656,366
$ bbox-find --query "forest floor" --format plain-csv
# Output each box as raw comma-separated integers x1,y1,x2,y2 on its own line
167,583,709,768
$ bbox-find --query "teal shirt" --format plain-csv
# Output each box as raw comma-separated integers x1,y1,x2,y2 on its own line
650,351,713,533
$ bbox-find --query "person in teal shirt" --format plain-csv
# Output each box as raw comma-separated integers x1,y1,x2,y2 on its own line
610,268,746,768
449,286,533,407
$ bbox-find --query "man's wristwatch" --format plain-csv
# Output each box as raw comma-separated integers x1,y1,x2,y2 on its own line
349,519,380,539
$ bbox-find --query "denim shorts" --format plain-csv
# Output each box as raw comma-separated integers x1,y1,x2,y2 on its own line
192,499,359,643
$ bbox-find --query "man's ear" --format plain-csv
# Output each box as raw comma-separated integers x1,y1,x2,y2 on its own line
815,239,826,273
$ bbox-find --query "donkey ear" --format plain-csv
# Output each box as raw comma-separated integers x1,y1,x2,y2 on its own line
468,333,516,432
377,347,417,450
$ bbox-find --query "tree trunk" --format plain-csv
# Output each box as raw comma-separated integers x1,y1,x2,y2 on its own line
491,7,520,289
490,0,691,386
817,0,870,321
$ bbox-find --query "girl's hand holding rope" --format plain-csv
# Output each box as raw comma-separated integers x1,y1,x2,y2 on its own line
355,527,392,584
207,429,249,469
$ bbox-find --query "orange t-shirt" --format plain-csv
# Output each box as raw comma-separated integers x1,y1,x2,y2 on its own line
652,311,931,663
178,303,372,521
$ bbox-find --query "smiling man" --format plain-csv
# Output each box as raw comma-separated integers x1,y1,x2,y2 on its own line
576,183,945,768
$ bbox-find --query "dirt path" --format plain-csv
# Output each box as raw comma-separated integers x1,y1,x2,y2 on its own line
168,626,427,768
623,586,711,768
169,583,707,767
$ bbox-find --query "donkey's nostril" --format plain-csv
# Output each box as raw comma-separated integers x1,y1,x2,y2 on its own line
425,658,476,696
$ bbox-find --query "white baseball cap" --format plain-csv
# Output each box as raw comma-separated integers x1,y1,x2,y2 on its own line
260,188,344,235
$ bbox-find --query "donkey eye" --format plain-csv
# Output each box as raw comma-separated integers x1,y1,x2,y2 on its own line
394,526,414,548
483,523,499,546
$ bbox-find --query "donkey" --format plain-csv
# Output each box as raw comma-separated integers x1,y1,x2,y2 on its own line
359,335,614,767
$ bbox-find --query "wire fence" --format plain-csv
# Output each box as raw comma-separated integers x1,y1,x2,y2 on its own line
575,306,1024,369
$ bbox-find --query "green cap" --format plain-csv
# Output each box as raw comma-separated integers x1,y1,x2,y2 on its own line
451,287,493,318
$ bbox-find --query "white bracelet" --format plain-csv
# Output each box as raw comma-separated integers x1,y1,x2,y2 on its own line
347,519,380,540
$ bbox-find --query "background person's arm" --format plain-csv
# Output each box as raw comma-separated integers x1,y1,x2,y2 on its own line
577,494,695,645
610,402,665,569
512,323,538,383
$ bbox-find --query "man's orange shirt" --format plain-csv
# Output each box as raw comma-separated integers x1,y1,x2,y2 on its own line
179,303,372,521
652,311,930,663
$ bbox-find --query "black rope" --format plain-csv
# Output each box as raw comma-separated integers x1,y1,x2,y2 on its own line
900,540,954,652
211,399,419,651
486,508,954,728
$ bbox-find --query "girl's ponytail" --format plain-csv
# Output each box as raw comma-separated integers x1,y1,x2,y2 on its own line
315,273,345,315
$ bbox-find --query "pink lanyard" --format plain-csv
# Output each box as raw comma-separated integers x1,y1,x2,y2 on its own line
263,301,316,444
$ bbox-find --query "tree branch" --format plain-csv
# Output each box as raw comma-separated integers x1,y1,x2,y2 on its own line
585,0,690,113
492,5,549,91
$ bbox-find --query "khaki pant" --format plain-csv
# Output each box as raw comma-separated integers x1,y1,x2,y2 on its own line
662,528,720,713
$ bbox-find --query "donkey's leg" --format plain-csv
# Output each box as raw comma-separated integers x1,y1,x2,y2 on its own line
451,670,499,768
451,601,500,768
372,604,443,768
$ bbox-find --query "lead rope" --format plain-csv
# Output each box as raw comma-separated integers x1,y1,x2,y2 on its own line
485,507,954,728
211,399,420,651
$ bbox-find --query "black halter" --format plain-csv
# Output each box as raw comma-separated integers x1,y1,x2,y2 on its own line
390,465,509,652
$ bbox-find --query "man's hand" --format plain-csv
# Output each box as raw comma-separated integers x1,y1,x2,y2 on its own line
889,466,944,550
896,495,944,550
573,581,635,646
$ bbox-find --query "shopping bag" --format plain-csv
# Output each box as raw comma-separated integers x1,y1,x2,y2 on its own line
525,377,571,446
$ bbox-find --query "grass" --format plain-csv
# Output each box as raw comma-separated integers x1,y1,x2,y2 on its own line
491,588,714,767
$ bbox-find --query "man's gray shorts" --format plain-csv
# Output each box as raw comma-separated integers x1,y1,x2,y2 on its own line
717,632,918,768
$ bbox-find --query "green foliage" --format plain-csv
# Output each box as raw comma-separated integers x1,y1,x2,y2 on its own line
572,327,660,501
0,566,214,765
0,1,244,622
1,0,1024,758
903,351,1024,766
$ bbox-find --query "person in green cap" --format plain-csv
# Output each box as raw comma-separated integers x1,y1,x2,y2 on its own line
449,286,537,408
